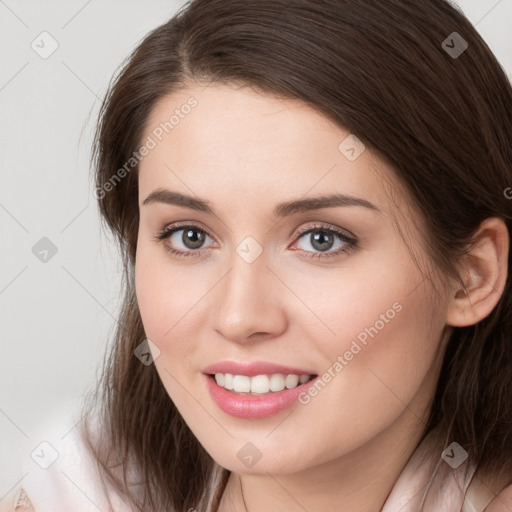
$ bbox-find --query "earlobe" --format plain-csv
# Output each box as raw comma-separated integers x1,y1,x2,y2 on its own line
445,217,509,328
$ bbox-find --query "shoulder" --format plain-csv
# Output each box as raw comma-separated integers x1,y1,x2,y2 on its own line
484,482,512,512
464,467,512,512
3,411,131,512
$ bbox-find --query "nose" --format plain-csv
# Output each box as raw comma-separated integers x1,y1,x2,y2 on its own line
211,247,288,344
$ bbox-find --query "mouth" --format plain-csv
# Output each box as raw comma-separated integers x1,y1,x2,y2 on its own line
204,372,320,419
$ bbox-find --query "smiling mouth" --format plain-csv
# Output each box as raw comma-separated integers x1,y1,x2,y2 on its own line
208,372,317,395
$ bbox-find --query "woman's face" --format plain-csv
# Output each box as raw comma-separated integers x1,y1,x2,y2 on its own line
135,83,452,474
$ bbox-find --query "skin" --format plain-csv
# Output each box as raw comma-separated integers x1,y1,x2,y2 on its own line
134,83,509,511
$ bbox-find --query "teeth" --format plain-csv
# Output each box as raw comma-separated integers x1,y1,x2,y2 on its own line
251,374,270,393
269,373,285,392
214,373,225,387
213,373,314,394
299,374,310,384
233,375,251,392
224,373,234,390
285,374,299,388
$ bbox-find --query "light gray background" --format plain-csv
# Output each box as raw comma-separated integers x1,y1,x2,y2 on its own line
1,0,511,499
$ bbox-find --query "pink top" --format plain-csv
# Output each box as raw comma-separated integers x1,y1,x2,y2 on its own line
0,413,505,511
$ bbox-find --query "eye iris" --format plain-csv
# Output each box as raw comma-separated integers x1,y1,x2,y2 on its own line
183,228,205,249
311,230,334,252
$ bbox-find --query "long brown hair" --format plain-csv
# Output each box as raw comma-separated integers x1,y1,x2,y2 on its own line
82,1,512,510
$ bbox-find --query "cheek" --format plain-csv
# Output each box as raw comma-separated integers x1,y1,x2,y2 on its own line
310,274,443,434
276,241,437,364
134,246,207,407
270,262,445,463
278,249,444,421
135,250,168,340
134,240,213,356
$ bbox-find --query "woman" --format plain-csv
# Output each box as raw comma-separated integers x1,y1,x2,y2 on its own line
5,0,512,510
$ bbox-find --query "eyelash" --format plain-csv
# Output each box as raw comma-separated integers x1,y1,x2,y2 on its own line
154,222,358,260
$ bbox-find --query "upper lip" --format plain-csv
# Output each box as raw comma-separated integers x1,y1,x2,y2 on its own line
202,361,317,377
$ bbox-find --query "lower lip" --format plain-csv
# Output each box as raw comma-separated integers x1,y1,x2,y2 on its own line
204,374,319,419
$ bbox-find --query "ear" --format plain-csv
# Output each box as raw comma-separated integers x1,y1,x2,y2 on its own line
446,217,509,328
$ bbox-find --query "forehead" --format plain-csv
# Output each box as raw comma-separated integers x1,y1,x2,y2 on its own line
137,83,400,215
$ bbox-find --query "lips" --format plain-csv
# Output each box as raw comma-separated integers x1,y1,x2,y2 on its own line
202,360,316,377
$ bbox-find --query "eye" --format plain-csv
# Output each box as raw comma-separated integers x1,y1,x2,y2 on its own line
155,224,215,259
290,224,357,260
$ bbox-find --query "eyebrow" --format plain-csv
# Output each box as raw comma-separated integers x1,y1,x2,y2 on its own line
142,188,381,217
